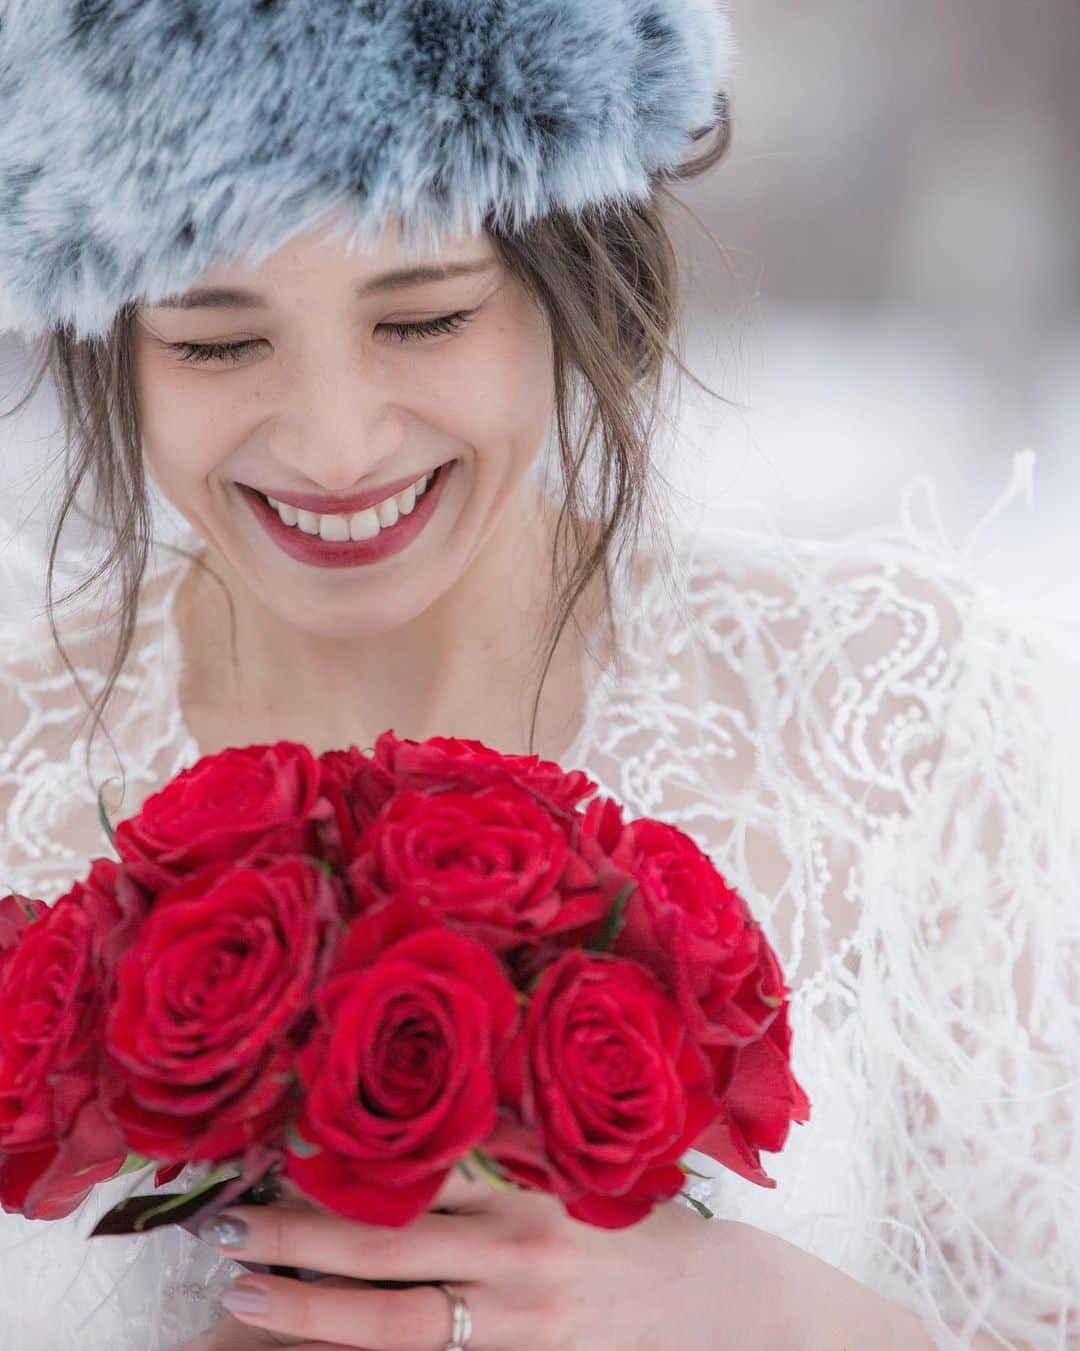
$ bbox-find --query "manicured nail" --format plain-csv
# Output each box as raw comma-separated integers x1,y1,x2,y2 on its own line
198,1211,248,1249
222,1279,270,1316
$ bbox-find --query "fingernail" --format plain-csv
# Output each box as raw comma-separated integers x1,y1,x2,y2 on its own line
198,1211,248,1249
222,1279,270,1316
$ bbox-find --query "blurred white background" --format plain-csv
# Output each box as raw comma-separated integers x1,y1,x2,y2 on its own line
1,0,1077,619
658,0,1078,618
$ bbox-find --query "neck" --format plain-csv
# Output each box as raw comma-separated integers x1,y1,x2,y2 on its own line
172,479,609,761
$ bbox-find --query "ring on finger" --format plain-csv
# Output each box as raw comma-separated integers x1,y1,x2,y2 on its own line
436,1282,473,1351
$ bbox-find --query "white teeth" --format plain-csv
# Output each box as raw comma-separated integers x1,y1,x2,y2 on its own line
375,495,399,530
349,507,381,542
263,465,444,539
319,513,350,542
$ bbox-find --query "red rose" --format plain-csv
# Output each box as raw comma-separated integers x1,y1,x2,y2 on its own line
493,792,643,989
347,783,613,951
114,741,340,891
489,950,720,1229
368,730,599,813
613,820,767,1041
105,855,341,1162
0,865,129,1219
0,893,47,948
693,949,811,1188
285,895,519,1227
319,745,398,844
612,820,810,1185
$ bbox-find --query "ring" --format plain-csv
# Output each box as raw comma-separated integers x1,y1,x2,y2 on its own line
436,1282,473,1351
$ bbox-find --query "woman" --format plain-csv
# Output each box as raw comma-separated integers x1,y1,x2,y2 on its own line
0,2,1076,1348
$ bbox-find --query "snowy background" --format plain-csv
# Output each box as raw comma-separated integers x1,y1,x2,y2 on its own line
2,0,1077,620
656,0,1078,619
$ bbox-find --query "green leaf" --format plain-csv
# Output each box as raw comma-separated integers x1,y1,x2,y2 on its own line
586,879,636,954
91,1171,242,1238
678,1161,711,1180
457,1157,476,1182
131,1164,239,1232
116,1152,154,1177
469,1148,512,1193
522,968,545,996
5,891,41,925
96,781,118,852
286,1123,321,1159
679,1190,715,1220
305,856,334,880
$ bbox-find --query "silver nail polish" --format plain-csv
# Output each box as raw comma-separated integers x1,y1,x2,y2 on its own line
198,1212,248,1249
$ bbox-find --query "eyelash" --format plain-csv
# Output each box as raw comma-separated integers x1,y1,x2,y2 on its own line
168,311,474,365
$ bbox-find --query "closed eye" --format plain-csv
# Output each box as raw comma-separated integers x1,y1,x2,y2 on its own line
167,311,475,365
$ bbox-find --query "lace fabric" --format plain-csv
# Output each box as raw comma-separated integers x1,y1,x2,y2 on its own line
1,454,1077,1349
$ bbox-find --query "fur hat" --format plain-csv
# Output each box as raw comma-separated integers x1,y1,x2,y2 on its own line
0,0,735,343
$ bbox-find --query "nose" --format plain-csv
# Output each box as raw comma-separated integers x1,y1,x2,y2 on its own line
264,356,409,491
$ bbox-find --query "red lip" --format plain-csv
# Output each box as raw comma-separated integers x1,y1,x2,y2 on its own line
249,461,453,516
241,458,454,570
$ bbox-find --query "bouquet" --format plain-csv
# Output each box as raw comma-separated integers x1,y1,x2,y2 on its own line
0,733,810,1242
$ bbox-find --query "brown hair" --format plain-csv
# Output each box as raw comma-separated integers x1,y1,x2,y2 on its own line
3,96,734,789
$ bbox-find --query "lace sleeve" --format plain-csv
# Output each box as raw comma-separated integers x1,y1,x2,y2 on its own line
0,621,242,1351
881,583,1080,1350
762,462,1080,1349
656,455,1078,1351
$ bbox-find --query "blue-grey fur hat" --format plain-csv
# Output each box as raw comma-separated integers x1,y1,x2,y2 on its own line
0,0,735,344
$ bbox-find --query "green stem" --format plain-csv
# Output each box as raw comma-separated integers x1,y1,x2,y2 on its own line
468,1148,512,1193
679,1190,715,1220
132,1163,240,1232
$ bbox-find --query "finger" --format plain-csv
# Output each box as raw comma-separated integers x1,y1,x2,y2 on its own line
199,1201,499,1282
179,1314,308,1347
219,1274,492,1351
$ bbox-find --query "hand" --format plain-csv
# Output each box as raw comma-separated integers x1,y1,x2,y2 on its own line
185,1168,800,1351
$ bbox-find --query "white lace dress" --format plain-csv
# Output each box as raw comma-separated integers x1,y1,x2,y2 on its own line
1,462,1077,1350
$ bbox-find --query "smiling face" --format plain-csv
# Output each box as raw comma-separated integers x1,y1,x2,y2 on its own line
131,212,557,640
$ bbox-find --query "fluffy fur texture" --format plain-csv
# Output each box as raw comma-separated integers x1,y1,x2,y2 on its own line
0,0,735,341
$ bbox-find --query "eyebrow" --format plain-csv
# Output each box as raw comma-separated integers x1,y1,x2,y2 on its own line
152,260,499,310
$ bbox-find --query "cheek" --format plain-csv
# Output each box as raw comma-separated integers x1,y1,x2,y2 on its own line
431,312,554,461
137,367,243,491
